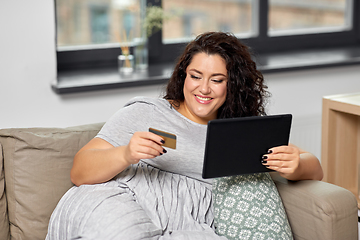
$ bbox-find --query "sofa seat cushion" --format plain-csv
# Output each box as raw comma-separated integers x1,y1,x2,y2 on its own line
0,123,103,240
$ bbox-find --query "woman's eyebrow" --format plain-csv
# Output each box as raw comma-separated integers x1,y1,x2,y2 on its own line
212,73,227,77
188,69,227,77
188,69,202,74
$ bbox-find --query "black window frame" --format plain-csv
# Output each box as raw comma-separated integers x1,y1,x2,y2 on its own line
56,0,360,74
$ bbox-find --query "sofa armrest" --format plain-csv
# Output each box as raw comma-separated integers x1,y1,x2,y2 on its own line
0,123,104,240
271,173,358,240
0,142,10,240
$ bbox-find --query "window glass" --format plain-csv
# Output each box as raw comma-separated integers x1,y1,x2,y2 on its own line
162,0,255,44
56,0,145,49
269,0,352,36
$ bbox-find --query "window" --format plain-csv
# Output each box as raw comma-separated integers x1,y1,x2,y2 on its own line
56,0,146,70
55,0,360,91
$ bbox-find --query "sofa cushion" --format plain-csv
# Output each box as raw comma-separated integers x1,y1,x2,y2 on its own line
212,173,293,239
0,142,10,240
0,123,103,240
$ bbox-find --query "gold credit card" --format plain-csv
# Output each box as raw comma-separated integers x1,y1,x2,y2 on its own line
149,128,177,149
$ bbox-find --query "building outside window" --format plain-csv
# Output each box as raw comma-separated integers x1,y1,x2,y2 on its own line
268,0,351,35
56,0,144,49
54,0,358,93
56,0,350,49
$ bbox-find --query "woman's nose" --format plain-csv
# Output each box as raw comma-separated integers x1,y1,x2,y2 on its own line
199,80,211,94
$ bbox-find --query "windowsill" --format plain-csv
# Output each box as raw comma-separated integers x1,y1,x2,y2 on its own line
52,63,174,94
52,45,360,94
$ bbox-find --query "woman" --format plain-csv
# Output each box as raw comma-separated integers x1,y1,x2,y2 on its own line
46,32,323,240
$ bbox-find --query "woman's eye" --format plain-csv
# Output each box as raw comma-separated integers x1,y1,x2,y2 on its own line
190,75,200,80
212,79,224,83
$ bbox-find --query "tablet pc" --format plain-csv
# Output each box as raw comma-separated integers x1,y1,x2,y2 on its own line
202,114,292,179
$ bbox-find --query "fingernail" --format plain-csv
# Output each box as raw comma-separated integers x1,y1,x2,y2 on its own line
163,149,167,153
268,150,273,154
160,139,165,144
261,160,267,164
160,153,163,156
262,155,268,160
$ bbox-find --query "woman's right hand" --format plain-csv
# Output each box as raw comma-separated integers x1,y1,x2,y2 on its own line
71,132,166,186
123,131,166,165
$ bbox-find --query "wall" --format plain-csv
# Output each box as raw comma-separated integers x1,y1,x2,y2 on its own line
265,67,360,158
1,0,360,160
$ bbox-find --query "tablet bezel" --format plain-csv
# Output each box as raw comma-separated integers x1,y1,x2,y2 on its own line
202,114,292,179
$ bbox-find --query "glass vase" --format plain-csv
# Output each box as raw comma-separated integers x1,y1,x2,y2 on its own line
118,54,134,76
134,39,148,71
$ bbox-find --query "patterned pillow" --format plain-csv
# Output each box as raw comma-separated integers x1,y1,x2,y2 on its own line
212,173,293,240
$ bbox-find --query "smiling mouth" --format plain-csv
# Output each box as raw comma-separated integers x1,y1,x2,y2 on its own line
195,95,213,101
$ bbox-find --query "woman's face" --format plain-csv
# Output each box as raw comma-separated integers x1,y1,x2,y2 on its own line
178,52,228,124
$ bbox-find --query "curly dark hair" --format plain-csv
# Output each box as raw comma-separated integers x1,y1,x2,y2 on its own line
164,31,270,118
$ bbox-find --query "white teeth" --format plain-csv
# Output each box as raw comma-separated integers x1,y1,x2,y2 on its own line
196,95,212,101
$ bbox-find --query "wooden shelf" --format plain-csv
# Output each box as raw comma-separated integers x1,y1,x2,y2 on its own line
321,93,360,208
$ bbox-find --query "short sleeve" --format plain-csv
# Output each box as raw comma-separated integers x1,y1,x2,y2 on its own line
96,100,155,147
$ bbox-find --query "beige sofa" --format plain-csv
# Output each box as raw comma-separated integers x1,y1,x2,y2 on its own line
0,123,358,240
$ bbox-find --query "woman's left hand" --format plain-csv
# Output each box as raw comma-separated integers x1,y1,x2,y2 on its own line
261,144,301,179
261,143,323,181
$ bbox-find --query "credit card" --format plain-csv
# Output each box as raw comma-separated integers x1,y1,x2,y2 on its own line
149,128,177,149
